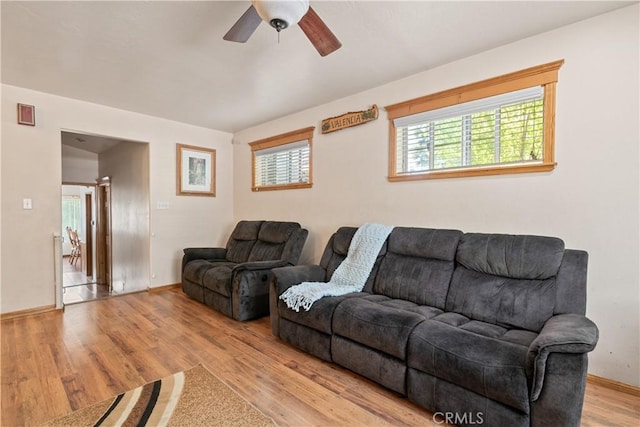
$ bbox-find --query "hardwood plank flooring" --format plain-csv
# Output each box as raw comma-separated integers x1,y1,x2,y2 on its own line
1,289,638,426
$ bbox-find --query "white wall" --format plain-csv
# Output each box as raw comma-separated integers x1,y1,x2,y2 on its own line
233,6,640,386
61,144,98,183
1,84,235,313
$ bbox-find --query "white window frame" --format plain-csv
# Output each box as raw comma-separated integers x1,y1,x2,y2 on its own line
249,126,314,191
385,60,564,181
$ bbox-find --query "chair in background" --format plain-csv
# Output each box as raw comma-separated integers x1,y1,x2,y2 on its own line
66,227,81,266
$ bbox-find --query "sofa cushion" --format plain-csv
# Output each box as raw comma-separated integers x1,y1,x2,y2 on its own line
258,221,299,243
319,227,387,292
183,259,236,285
319,227,356,279
279,293,368,335
355,294,446,319
225,221,263,263
183,259,212,284
247,241,285,262
248,222,300,262
407,318,536,413
226,240,257,263
202,264,236,296
373,228,462,309
446,266,557,332
386,227,461,261
445,233,565,332
332,297,425,360
233,220,264,240
456,233,565,280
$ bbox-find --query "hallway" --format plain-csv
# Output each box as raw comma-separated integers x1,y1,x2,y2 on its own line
62,256,109,304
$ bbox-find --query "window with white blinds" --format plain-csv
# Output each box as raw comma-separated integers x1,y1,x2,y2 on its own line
385,60,563,180
62,195,82,234
249,127,314,191
394,87,544,174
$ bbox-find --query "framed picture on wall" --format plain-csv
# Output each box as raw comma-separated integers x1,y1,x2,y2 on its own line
17,103,35,126
176,143,216,196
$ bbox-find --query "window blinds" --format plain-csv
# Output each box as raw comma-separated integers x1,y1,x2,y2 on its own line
394,86,544,174
254,139,310,188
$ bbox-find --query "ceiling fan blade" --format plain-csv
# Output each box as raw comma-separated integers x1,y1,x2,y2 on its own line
298,6,342,57
223,5,262,43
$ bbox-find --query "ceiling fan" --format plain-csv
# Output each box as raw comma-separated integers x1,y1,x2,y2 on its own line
223,0,342,57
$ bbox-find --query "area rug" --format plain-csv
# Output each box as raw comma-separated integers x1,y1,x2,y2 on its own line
41,364,275,427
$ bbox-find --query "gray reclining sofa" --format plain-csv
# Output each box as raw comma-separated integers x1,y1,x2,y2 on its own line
182,220,308,321
269,226,599,426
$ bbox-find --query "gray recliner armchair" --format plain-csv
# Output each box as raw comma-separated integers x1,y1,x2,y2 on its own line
182,220,308,321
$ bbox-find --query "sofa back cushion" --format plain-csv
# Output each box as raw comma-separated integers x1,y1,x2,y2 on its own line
319,227,355,278
456,233,565,279
225,221,263,263
248,221,301,262
319,227,386,292
446,233,565,332
373,227,463,309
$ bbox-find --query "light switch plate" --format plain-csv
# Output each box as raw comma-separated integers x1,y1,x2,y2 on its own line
23,198,33,209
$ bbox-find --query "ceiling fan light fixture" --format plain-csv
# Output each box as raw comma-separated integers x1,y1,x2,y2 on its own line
252,0,309,32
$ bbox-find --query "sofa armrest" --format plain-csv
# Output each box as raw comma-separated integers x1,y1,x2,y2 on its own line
269,264,327,337
233,260,290,273
271,264,327,296
182,247,227,270
528,314,599,401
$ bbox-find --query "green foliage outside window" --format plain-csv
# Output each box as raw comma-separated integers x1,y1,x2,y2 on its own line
400,99,543,174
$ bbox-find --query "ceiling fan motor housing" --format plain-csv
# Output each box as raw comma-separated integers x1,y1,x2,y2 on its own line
270,18,288,32
252,0,310,31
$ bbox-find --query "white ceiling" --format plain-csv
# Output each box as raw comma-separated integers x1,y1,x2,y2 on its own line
61,130,128,154
2,1,633,134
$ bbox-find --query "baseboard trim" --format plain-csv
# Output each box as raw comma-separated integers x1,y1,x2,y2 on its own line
1,304,60,321
588,374,640,397
148,283,181,292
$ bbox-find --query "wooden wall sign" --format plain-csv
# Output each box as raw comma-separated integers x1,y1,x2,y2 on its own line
321,104,378,134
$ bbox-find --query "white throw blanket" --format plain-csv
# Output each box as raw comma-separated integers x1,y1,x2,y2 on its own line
280,223,394,312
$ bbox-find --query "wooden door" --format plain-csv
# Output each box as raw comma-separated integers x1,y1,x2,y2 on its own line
84,192,93,277
96,177,112,290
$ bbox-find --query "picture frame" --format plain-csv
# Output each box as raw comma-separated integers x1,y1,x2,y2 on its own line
176,143,216,197
17,103,35,126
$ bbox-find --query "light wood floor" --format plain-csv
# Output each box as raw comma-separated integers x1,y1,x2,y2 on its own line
1,289,638,426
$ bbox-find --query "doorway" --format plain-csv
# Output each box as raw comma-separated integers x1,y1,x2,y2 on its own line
60,130,151,305
61,183,109,304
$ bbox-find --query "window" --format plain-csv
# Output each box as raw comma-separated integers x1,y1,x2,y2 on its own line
62,195,82,238
249,126,314,191
385,60,563,180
